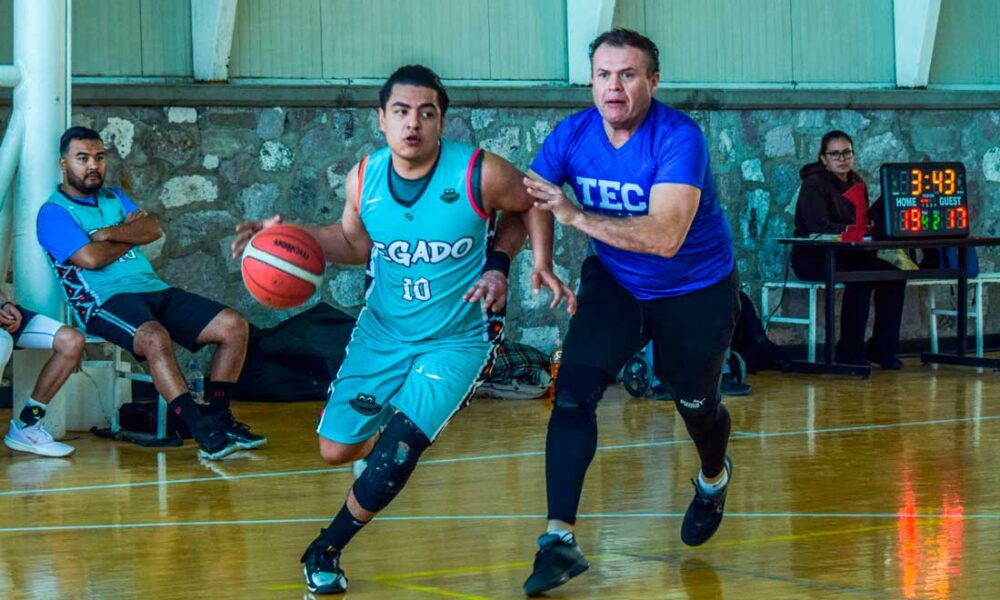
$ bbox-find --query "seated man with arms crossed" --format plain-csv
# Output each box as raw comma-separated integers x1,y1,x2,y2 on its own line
35,126,264,460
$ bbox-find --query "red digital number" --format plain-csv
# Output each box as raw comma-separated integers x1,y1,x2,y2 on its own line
904,207,922,232
947,207,969,230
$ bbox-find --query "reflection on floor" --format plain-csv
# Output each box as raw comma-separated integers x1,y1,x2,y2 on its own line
1,359,998,599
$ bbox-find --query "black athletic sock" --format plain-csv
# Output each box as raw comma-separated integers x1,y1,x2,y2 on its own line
683,404,732,479
313,503,369,554
206,381,237,415
545,404,598,525
169,393,204,430
18,401,46,427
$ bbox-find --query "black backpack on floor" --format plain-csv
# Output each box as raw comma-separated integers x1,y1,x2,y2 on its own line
732,291,788,372
236,303,356,402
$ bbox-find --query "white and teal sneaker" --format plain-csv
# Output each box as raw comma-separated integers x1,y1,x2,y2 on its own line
4,420,75,458
301,544,348,594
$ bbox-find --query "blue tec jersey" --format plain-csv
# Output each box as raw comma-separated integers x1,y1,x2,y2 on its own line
531,99,734,299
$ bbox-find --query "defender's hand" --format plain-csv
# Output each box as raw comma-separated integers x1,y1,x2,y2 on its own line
531,267,577,314
464,270,509,313
232,214,283,258
523,177,582,227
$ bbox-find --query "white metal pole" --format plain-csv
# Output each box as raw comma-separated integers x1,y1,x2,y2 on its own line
0,111,25,280
65,0,72,128
13,0,67,318
0,65,21,87
11,0,71,437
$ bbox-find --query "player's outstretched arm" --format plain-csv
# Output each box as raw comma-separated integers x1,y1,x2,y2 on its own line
481,154,576,313
525,176,699,258
231,163,373,266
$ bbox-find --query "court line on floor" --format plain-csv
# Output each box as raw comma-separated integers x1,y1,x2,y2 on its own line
266,521,908,597
622,550,886,597
2,413,998,498
295,522,904,598
2,510,997,535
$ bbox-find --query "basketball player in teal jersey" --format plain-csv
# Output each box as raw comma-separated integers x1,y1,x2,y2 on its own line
36,127,265,461
233,64,575,595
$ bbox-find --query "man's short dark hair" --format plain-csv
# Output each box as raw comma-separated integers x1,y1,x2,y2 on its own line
378,65,450,116
588,28,660,76
60,126,102,155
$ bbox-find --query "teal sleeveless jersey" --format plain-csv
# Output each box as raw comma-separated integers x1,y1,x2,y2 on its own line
43,188,168,323
357,140,495,342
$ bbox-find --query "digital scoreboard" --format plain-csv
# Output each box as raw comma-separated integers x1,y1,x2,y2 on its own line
879,162,969,239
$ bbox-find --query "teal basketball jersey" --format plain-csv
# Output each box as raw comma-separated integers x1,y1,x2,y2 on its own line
43,188,167,323
357,140,495,342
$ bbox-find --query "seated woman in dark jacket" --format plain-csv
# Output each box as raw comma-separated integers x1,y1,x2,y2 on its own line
791,130,905,369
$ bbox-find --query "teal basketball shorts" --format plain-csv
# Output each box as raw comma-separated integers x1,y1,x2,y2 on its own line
317,323,497,444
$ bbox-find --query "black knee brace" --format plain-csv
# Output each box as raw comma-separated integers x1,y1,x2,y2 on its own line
552,364,612,413
352,413,431,513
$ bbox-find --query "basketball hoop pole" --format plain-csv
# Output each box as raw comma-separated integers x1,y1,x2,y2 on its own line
10,0,74,436
12,0,70,319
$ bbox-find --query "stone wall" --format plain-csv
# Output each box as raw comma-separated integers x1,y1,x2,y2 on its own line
3,105,999,355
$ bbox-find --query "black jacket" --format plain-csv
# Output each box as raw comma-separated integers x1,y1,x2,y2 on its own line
793,162,867,237
791,162,874,271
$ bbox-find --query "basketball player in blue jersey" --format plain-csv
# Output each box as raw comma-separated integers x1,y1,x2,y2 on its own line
520,30,740,595
232,65,574,595
35,127,266,461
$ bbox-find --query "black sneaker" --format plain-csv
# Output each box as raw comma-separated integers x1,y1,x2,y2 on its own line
523,532,589,596
720,374,752,397
301,542,348,594
220,413,267,449
681,455,733,547
191,418,239,461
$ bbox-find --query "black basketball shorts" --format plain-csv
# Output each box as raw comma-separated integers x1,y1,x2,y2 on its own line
561,256,740,407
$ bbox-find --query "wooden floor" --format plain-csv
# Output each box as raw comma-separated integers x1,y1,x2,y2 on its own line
2,360,998,599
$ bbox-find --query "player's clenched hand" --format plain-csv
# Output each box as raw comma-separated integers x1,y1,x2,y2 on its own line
523,177,582,227
0,302,22,332
124,209,148,223
532,267,577,315
464,270,508,313
232,214,283,258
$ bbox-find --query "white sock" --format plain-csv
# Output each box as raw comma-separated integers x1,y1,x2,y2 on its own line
544,527,575,543
697,465,729,495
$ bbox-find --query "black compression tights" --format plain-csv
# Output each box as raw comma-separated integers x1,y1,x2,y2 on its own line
681,403,732,478
545,402,598,525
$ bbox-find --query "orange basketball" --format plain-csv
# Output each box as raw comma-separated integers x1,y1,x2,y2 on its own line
241,224,325,308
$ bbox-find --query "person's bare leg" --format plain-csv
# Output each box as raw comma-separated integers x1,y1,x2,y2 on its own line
196,309,249,384
132,321,187,400
30,327,85,403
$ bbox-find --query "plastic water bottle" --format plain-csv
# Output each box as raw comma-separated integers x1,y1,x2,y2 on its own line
187,361,204,401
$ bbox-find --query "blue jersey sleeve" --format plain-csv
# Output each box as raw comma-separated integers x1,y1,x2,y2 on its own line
529,120,571,186
36,204,92,264
653,120,709,190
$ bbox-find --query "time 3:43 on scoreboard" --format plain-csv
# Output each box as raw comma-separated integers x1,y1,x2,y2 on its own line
880,162,969,239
